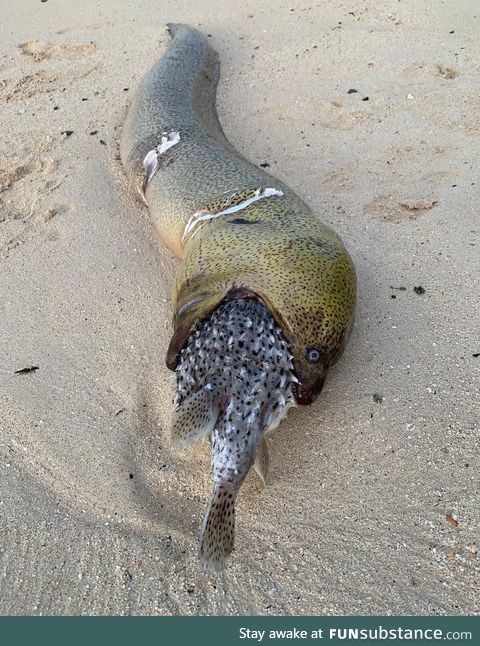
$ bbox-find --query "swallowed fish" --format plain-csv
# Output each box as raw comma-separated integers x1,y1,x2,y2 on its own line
120,24,356,571
174,300,295,570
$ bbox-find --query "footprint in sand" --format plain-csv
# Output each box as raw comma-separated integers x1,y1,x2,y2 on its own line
0,64,100,103
19,40,96,62
0,40,99,104
261,99,371,131
364,194,439,223
404,62,459,80
0,135,70,254
398,62,480,132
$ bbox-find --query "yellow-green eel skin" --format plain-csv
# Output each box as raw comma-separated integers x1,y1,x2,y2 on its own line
120,24,356,405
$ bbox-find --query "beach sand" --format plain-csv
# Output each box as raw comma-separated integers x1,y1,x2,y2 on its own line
0,0,478,615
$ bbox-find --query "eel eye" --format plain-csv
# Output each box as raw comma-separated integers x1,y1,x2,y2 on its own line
306,347,322,363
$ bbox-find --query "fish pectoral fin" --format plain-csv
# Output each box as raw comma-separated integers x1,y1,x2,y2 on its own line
171,389,219,448
253,437,269,486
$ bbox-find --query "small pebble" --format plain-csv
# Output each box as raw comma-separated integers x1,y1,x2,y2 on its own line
414,286,425,295
446,512,459,527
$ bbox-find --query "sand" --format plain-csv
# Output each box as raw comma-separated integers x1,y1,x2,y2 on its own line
0,0,478,615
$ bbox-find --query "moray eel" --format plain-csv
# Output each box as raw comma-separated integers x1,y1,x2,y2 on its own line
120,24,356,571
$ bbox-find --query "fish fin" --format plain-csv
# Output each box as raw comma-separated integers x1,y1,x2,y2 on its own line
253,437,269,486
171,389,219,448
199,485,236,572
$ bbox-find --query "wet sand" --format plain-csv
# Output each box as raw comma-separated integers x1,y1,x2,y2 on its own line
0,0,478,615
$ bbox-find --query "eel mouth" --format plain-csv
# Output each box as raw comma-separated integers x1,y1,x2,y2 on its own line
293,376,325,406
166,286,326,406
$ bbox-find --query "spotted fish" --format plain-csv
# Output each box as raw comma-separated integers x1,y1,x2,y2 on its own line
173,299,295,570
120,24,356,571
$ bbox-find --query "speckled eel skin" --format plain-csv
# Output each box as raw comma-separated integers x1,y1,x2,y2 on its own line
120,24,356,571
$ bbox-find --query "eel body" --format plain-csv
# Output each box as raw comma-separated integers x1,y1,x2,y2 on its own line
120,24,356,570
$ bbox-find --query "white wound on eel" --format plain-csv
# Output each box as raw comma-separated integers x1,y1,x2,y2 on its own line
182,187,284,242
140,130,180,202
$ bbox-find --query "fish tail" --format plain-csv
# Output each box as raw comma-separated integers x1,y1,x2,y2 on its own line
164,23,233,151
120,23,224,199
199,484,236,572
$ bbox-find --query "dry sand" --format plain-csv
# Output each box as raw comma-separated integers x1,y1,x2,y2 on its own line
0,0,479,615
